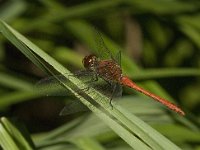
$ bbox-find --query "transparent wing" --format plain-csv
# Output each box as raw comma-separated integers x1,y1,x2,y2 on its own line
59,100,89,116
35,74,71,96
35,72,93,115
114,50,121,67
112,83,122,98
34,71,95,96
93,28,114,60
93,27,121,66
59,82,122,116
92,80,122,99
35,71,122,115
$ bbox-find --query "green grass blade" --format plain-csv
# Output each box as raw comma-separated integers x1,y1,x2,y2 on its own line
115,105,182,150
0,20,150,150
0,20,183,150
0,117,34,150
72,137,105,150
0,124,20,150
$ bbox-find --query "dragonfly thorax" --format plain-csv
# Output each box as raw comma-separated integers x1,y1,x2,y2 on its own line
82,54,98,71
97,60,122,82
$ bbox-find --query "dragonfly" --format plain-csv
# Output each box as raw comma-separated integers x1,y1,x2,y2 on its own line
36,29,185,116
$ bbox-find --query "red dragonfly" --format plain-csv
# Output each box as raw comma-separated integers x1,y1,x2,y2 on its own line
37,29,185,116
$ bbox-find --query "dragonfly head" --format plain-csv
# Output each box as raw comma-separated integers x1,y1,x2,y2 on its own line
82,54,98,71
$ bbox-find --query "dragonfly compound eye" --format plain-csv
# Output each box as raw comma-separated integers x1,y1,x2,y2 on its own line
82,54,97,70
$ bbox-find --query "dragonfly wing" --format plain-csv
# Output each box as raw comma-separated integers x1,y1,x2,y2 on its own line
34,71,95,96
93,28,121,66
90,78,122,99
93,28,114,60
34,74,72,96
114,50,121,67
35,71,122,115
59,100,88,116
112,82,122,98
60,81,122,116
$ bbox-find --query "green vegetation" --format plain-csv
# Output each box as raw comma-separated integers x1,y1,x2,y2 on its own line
0,0,200,150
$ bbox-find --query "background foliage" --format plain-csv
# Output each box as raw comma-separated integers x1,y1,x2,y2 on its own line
0,0,200,150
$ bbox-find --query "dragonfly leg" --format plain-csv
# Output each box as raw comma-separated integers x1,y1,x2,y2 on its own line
109,83,117,109
84,73,98,84
73,70,94,77
77,73,98,93
109,98,113,109
91,73,98,82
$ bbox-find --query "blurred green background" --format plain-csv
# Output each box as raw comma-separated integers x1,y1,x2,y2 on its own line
0,0,200,150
